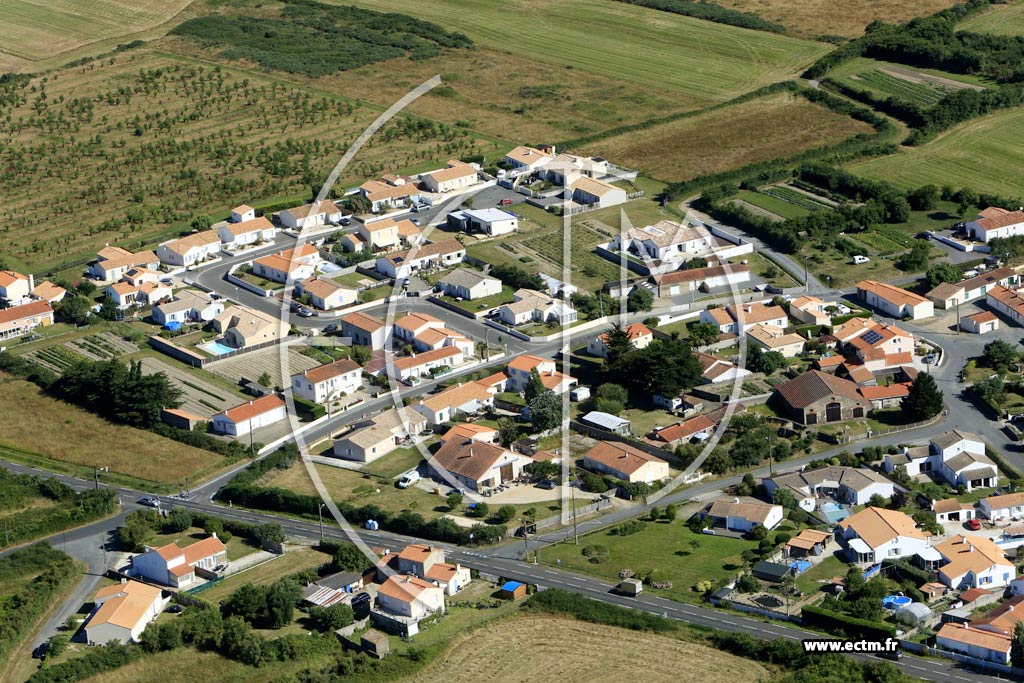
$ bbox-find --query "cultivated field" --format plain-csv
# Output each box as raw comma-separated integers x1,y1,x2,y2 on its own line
827,57,987,107
0,374,227,487
0,0,196,72
205,345,321,389
0,50,503,273
716,0,961,38
326,0,829,103
578,92,874,182
959,0,1024,35
415,615,768,683
848,107,1024,198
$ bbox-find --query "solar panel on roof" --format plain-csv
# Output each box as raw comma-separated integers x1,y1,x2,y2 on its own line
860,330,883,345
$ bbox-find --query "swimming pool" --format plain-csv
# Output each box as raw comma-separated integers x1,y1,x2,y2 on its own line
883,594,912,610
819,502,850,524
199,341,235,356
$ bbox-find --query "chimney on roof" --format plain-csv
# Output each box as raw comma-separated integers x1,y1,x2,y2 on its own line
28,274,34,292
212,532,218,539
120,577,127,584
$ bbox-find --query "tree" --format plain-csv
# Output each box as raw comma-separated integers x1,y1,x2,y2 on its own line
118,514,155,552
191,215,212,231
496,504,516,523
1012,623,1024,669
771,487,797,509
529,391,563,432
925,262,961,289
165,507,193,533
688,322,720,348
257,371,272,387
331,543,371,572
446,492,463,511
626,286,653,313
748,346,787,374
55,294,93,325
524,367,546,403
902,373,944,421
983,339,1019,373
907,184,939,211
74,279,97,297
973,374,1007,412
600,323,634,367
497,417,518,447
263,580,299,628
308,603,354,632
350,344,372,366
221,584,266,624
617,337,702,397
897,241,931,272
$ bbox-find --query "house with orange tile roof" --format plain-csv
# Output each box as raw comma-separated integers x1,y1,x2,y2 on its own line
156,230,222,268
89,246,160,283
104,280,172,309
936,622,1012,664
412,381,493,426
582,440,669,484
0,300,54,340
421,160,479,194
391,543,472,596
926,266,1018,309
986,284,1024,326
251,244,320,283
440,422,499,445
0,269,31,302
375,239,466,280
212,394,287,437
131,534,228,588
230,204,255,223
586,322,653,358
341,311,388,349
571,175,628,208
376,574,445,621
856,280,934,320
650,413,716,447
835,506,931,564
747,323,805,357
936,534,1014,590
504,353,577,395
772,370,869,425
291,358,362,403
967,207,1024,242
430,437,532,492
218,215,276,249
503,145,554,172
295,276,357,310
332,407,426,463
961,310,1000,334
699,301,788,335
84,579,166,644
789,295,832,325
30,280,67,304
212,305,287,349
387,346,464,383
393,312,445,342
358,178,422,213
279,199,346,230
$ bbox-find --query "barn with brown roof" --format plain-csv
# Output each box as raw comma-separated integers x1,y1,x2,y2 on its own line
771,370,868,425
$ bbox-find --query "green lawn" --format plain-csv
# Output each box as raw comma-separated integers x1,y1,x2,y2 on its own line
235,267,285,291
362,445,430,479
736,190,812,220
327,0,828,104
148,527,260,563
848,107,1024,198
437,284,516,313
189,546,331,605
795,554,846,594
959,0,1024,35
542,521,754,603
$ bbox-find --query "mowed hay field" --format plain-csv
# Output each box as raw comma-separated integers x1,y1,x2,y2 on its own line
959,0,1024,35
324,0,828,103
0,0,196,72
79,648,335,683
0,50,502,273
848,107,1024,197
415,616,769,683
0,374,226,486
579,92,875,182
717,0,961,38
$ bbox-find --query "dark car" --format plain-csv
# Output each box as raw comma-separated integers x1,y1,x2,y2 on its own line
322,323,339,335
537,479,557,490
166,604,183,614
351,592,371,618
138,496,160,508
875,649,903,661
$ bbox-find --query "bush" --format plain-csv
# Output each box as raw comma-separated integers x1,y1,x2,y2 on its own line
308,603,355,632
524,589,676,632
736,574,761,593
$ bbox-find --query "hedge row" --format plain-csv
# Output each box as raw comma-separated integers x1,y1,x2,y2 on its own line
523,589,677,633
0,470,115,550
801,604,897,640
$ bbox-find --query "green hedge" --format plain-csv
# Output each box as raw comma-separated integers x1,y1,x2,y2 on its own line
0,470,116,550
523,589,677,633
801,604,897,640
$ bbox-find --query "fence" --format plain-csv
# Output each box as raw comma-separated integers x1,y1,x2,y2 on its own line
508,497,614,537
568,420,674,461
828,412,945,445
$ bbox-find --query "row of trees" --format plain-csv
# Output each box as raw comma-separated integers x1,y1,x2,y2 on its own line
0,470,115,550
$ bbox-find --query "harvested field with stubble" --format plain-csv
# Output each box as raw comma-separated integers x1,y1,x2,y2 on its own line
0,373,227,487
415,615,769,683
716,0,961,38
579,92,874,182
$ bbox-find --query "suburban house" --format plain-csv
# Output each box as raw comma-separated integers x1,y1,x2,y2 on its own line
582,440,670,484
746,323,805,357
856,280,934,320
89,247,160,283
883,431,998,493
279,200,345,230
156,230,222,268
231,204,256,223
936,534,1014,590
835,506,931,564
966,207,1024,242
131,535,228,588
429,437,532,492
704,498,784,532
446,208,518,236
218,216,276,249
441,423,499,445
31,280,67,304
212,305,286,348
541,151,608,184
343,218,401,252
295,277,356,311
979,492,1024,522
699,302,788,335
789,295,832,326
358,177,422,213
926,267,1019,309
0,270,30,303
859,383,912,410
936,622,1012,665
505,354,577,394
610,221,717,271
395,544,471,596
376,574,445,621
394,312,445,343
387,346,464,383
302,572,364,608
570,176,628,208
410,326,474,357
420,160,478,193
650,263,751,297
586,322,653,358
341,311,388,350
695,351,751,385
251,244,320,283
375,239,466,280
332,408,426,463
933,498,977,524
961,311,1000,334
772,370,869,425
104,280,172,308
497,288,577,326
0,300,54,340
764,466,899,511
151,290,224,326
503,145,554,172
412,381,494,426
986,284,1024,325
84,580,166,645
291,358,362,403
437,268,502,301
212,394,287,437
845,321,915,371
650,413,717,447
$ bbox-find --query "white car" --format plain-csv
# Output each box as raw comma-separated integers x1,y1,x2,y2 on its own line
397,470,421,489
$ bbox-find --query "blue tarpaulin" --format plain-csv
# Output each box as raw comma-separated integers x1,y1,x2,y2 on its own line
163,321,182,331
501,581,523,592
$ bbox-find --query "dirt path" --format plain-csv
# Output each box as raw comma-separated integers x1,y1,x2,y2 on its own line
880,65,986,92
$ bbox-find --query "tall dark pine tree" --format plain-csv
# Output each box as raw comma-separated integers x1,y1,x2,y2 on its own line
902,372,943,421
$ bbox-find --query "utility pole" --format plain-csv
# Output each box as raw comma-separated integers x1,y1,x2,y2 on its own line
956,298,961,335
571,477,579,545
318,503,326,540
521,517,530,561
766,431,774,477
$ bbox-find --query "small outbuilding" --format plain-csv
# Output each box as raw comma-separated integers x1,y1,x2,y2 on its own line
360,629,390,659
751,560,793,583
499,581,528,600
580,411,631,435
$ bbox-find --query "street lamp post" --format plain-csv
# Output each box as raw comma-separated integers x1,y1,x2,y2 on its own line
318,503,326,540
766,431,774,477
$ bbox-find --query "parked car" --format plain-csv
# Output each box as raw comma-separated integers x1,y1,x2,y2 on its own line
537,479,557,490
138,496,160,508
923,354,936,364
322,323,339,335
166,604,183,614
965,518,982,531
498,198,514,206
397,470,421,488
297,307,315,318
